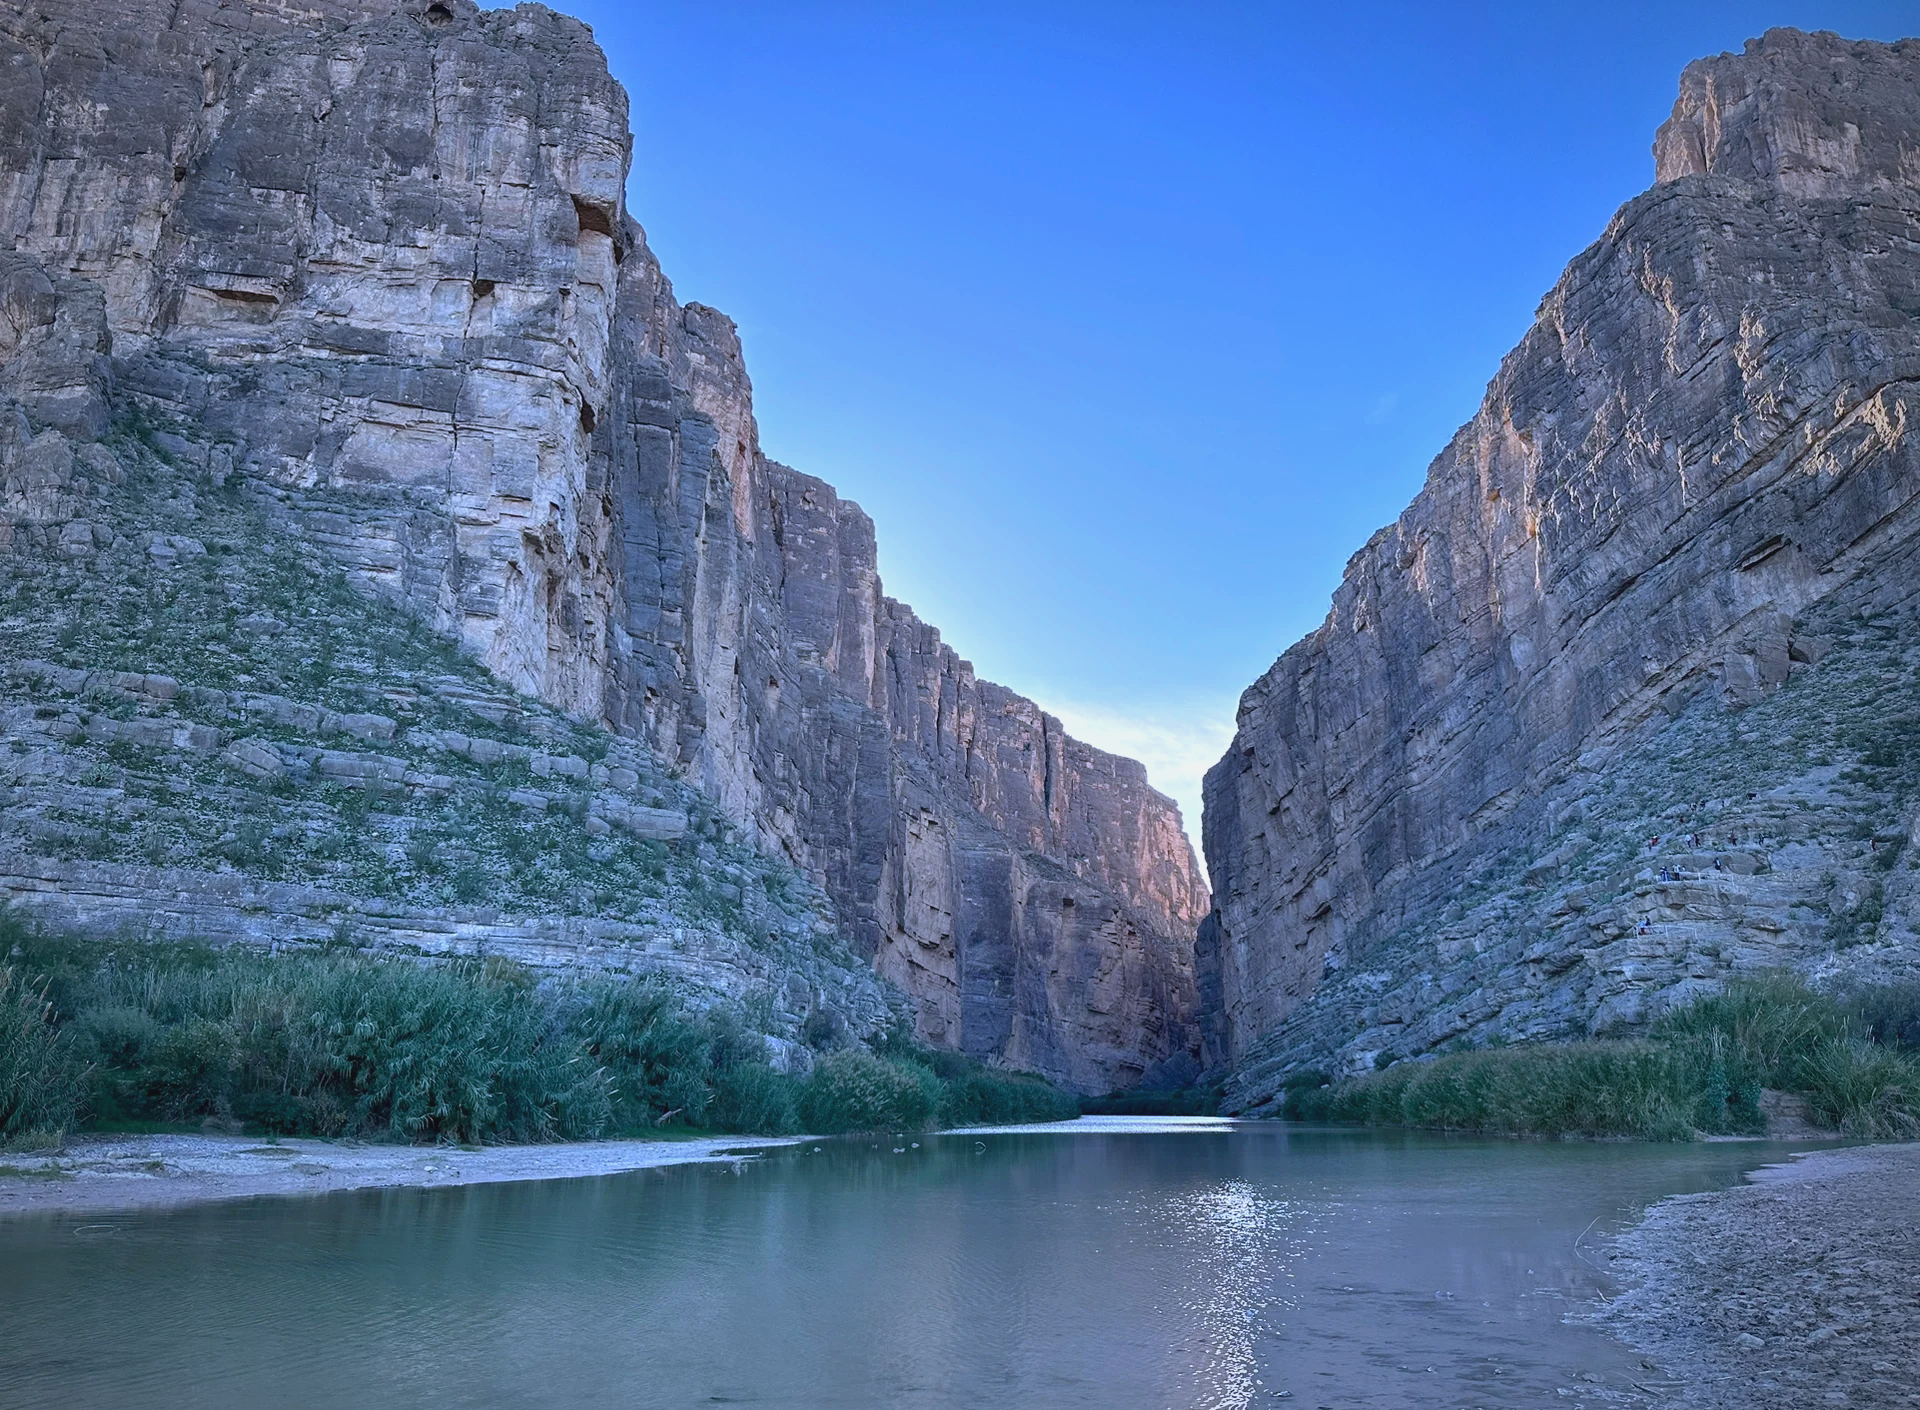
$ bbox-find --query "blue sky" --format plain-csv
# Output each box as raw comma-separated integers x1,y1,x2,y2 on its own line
561,0,1918,853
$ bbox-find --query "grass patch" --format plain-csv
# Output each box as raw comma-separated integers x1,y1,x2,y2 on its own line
1850,979,1920,1051
795,1051,942,1134
782,1048,1080,1134
0,964,91,1144
1,916,1079,1143
1284,974,1920,1140
1798,1039,1920,1137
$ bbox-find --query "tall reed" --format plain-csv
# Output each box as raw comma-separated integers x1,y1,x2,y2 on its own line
1286,973,1920,1140
0,966,89,1143
1,914,1080,1142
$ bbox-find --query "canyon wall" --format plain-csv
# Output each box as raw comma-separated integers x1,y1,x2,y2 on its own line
1203,29,1920,1108
0,0,1205,1090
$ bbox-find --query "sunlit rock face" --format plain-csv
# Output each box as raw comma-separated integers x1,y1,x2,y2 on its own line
0,0,1207,1090
1202,29,1920,1108
1,0,627,714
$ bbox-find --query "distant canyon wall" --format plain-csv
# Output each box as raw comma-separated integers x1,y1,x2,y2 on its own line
1202,29,1920,1098
0,0,1206,1090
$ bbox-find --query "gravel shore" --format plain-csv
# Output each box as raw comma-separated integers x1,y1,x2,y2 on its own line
1598,1143,1920,1410
0,1131,794,1218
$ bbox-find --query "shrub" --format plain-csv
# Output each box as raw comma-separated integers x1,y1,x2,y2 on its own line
865,1025,1083,1126
942,1070,1082,1125
1655,972,1852,1085
797,1051,942,1133
1848,981,1920,1052
1677,1030,1765,1135
1285,974,1920,1141
1795,1039,1920,1138
1080,1086,1223,1117
0,915,1083,1144
1286,1044,1699,1140
567,979,713,1131
5,932,623,1142
0,967,89,1142
708,1063,799,1135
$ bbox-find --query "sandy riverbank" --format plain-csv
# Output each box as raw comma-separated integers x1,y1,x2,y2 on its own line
1598,1142,1920,1410
0,1131,797,1218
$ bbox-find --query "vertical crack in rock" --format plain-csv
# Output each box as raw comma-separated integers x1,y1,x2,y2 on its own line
1201,28,1920,1111
0,0,1207,1091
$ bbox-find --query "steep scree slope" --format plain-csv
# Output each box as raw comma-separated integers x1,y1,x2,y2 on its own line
0,419,891,1068
0,0,1206,1090
1202,28,1920,1110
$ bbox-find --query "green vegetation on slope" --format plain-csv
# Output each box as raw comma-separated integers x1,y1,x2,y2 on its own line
1,407,908,1055
0,915,1078,1146
1225,599,1920,1112
0,413,1085,1146
1283,975,1920,1140
0,411,846,945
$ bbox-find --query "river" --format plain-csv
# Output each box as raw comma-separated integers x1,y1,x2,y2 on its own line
0,1118,1821,1409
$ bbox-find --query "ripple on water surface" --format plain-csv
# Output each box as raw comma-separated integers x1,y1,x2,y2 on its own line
0,1121,1821,1409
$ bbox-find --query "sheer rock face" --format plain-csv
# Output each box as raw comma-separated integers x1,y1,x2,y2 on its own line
0,0,1206,1090
603,305,1208,1089
1202,29,1920,1095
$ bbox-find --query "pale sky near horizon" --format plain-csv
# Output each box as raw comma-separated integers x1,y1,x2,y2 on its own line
557,0,1917,862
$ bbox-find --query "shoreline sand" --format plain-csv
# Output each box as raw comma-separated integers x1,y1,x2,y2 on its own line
0,1116,1221,1219
0,1131,799,1218
1596,1141,1920,1409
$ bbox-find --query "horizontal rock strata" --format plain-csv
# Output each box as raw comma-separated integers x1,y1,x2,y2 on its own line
1202,28,1920,1106
0,442,895,1055
0,0,1205,1088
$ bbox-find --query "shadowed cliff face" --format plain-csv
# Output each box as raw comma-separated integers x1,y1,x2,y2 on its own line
1202,29,1920,1104
0,0,1206,1090
603,303,1209,1090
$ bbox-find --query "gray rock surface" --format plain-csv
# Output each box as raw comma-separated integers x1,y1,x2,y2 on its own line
0,447,898,1051
0,0,1204,1089
1595,1143,1920,1409
1203,29,1920,1108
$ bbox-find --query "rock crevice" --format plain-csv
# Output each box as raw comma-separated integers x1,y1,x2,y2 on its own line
0,0,1205,1091
1202,29,1920,1105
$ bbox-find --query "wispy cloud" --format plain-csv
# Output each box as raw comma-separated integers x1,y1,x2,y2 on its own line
1047,694,1240,868
1364,392,1398,424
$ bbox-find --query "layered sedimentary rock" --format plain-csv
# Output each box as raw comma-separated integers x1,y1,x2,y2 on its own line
0,0,1204,1089
1203,29,1920,1106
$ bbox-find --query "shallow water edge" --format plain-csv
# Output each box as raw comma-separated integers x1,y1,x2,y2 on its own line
0,1119,1854,1410
0,1114,1826,1221
0,1129,804,1219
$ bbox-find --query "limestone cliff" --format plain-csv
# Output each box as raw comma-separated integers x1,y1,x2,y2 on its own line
0,0,1205,1090
1203,29,1920,1109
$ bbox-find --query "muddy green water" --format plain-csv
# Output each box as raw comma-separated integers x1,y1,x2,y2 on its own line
0,1118,1817,1409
